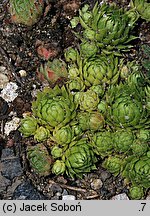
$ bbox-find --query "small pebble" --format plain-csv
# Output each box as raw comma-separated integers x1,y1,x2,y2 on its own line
13,181,46,200
1,149,23,180
62,195,76,200
62,189,68,196
100,171,111,182
0,82,18,102
18,69,27,77
91,179,103,190
146,191,150,200
4,117,20,136
0,173,11,193
111,193,129,200
0,73,9,89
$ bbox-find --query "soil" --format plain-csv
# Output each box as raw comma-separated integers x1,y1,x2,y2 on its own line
0,0,150,200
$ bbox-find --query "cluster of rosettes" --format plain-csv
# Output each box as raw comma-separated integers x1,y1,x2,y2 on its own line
19,1,150,200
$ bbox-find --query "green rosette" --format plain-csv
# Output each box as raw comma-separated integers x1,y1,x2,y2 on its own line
27,144,52,176
122,152,150,188
63,138,97,178
92,131,113,157
19,116,38,137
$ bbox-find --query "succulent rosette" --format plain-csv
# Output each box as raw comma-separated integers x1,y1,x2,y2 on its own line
64,47,78,63
106,84,150,129
83,54,120,87
63,138,97,178
80,41,98,58
131,140,149,156
19,116,38,137
38,59,68,84
128,185,145,200
9,0,44,26
34,126,50,142
32,85,76,128
120,61,144,84
67,77,85,92
92,131,113,157
131,0,150,21
79,89,99,111
71,2,138,53
127,70,145,90
52,160,66,175
77,111,105,131
97,100,108,115
27,144,52,176
136,129,150,141
122,151,150,188
89,85,105,98
68,64,80,79
52,125,74,146
51,146,63,159
71,124,83,137
113,130,134,153
102,156,123,176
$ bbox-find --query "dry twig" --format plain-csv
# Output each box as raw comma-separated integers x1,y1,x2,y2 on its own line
48,179,87,193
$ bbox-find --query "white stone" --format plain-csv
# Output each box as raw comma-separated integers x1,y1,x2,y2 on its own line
4,117,20,136
146,191,150,200
62,195,76,200
0,82,18,102
18,70,27,77
111,193,129,200
91,179,103,190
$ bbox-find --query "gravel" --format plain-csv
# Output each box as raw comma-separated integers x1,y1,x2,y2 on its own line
1,148,23,180
111,193,130,200
13,180,47,200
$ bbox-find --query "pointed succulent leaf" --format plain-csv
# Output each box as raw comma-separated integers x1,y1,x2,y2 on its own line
67,77,85,92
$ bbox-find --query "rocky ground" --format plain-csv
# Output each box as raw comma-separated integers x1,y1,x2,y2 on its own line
0,0,150,200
